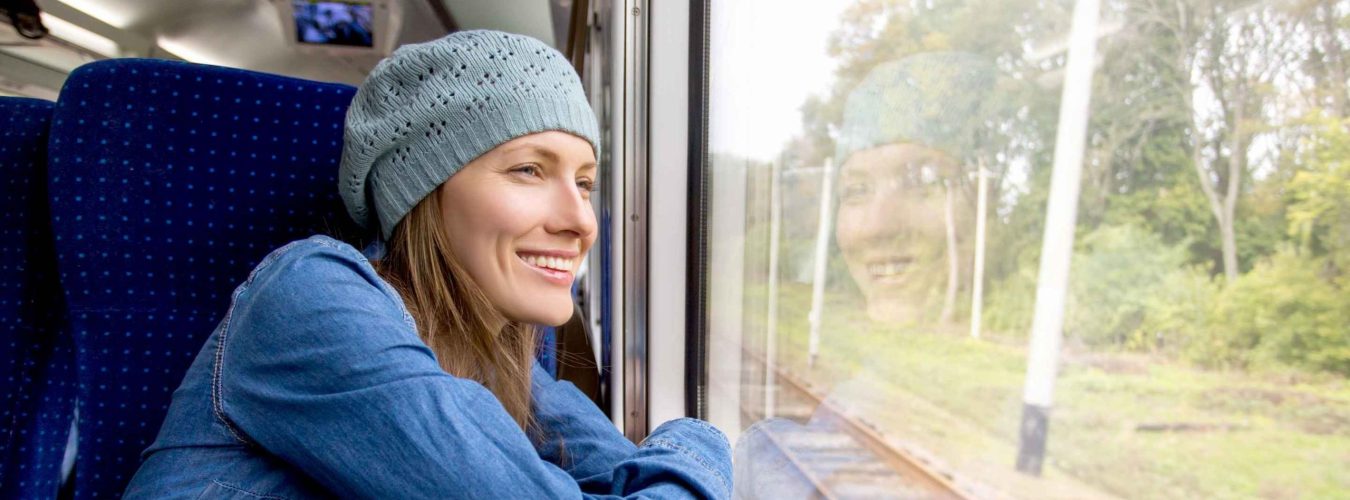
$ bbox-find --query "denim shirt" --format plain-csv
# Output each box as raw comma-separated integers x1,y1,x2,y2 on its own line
122,235,731,499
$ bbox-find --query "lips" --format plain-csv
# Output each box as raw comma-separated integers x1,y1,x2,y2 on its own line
866,256,915,283
516,250,578,285
518,253,575,272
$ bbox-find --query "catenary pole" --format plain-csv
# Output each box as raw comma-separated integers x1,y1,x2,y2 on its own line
1016,0,1101,476
807,158,835,368
765,159,782,417
970,160,989,340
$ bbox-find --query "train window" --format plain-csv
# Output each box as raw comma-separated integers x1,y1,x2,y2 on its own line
700,0,1350,498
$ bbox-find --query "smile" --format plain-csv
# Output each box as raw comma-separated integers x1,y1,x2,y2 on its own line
517,251,578,285
867,257,914,281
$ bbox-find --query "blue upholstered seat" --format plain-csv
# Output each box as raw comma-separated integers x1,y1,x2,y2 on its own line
46,59,359,498
0,97,76,499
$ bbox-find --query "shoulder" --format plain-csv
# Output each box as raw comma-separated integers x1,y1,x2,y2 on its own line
249,234,374,283
218,235,422,377
229,235,409,327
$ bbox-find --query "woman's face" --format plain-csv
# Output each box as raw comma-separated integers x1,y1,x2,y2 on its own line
437,131,598,326
835,142,967,324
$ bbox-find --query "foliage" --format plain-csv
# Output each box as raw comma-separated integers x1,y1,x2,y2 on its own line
984,223,1202,350
1286,116,1350,275
1211,250,1350,375
1064,224,1190,348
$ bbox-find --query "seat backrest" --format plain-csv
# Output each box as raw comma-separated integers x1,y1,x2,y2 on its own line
46,59,358,498
0,96,76,500
1,97,76,500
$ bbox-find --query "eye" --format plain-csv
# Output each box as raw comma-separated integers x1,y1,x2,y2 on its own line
577,177,597,193
840,180,870,203
510,164,543,179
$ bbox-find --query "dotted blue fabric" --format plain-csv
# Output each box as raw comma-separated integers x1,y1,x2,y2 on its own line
0,97,75,500
46,59,359,499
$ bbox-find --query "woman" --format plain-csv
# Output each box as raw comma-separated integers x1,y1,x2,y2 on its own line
832,52,1005,326
123,30,731,498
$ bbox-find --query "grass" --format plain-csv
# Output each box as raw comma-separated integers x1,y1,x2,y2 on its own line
744,281,1350,499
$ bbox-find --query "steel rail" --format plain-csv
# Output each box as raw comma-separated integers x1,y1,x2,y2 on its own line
742,348,969,499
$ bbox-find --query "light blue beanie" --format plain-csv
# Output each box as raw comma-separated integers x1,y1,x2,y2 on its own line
339,30,601,239
836,52,1002,167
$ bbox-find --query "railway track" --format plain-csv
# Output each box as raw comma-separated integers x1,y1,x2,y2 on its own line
740,350,970,499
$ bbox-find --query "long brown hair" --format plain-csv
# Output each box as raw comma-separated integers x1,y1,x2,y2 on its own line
374,189,538,431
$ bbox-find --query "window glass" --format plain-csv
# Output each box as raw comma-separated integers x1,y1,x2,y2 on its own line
706,0,1350,498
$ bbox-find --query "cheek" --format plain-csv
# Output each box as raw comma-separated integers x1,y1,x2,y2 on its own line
481,195,537,241
835,205,863,249
442,189,535,281
833,215,868,282
916,196,950,234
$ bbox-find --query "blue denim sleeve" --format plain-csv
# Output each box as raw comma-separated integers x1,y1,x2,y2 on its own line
530,362,637,485
530,359,732,497
217,237,731,499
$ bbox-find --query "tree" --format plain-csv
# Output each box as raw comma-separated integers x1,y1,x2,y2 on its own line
1092,0,1325,282
1287,116,1350,275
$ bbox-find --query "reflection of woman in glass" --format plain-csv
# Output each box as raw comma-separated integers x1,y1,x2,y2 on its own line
735,52,1008,498
834,52,1001,326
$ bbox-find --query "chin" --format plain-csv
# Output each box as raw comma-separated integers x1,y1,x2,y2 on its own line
864,296,920,325
540,308,573,327
510,302,574,327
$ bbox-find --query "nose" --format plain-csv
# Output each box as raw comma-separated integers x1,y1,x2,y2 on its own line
848,193,915,245
544,178,597,242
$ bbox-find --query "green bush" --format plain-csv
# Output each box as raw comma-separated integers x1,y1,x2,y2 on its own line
1210,250,1350,375
1064,224,1190,348
985,223,1193,347
982,247,1038,338
950,223,1350,377
1139,264,1220,362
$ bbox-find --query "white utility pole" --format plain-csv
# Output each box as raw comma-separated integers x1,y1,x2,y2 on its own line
1016,0,1101,476
765,160,783,418
970,161,989,340
807,158,836,368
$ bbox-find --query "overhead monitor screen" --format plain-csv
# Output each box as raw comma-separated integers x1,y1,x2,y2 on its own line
292,0,374,48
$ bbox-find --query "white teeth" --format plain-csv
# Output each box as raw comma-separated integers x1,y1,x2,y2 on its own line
869,260,910,277
521,254,573,272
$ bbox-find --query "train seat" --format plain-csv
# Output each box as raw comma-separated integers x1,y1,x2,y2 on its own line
45,59,360,498
0,97,77,499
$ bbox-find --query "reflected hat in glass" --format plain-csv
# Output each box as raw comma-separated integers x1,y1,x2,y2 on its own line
836,52,1004,167
339,30,600,239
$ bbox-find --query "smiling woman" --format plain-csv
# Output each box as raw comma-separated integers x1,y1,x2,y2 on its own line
833,52,1004,326
434,132,598,326
119,30,731,499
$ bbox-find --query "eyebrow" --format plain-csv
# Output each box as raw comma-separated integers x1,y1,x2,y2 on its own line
501,143,598,170
501,143,560,161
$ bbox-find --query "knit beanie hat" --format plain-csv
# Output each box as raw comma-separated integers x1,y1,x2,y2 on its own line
339,30,600,239
836,52,1004,168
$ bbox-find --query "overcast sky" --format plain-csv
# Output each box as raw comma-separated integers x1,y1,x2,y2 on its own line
709,0,855,162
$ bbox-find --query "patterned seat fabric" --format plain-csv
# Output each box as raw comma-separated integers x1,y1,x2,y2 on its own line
46,59,359,498
0,97,75,500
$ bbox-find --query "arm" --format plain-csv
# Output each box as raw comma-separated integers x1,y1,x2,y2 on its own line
530,362,637,484
217,238,730,499
531,364,732,496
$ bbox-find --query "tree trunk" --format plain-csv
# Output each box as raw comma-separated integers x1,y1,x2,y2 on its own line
1220,215,1239,281
1187,40,1246,282
1219,95,1245,282
941,180,959,324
